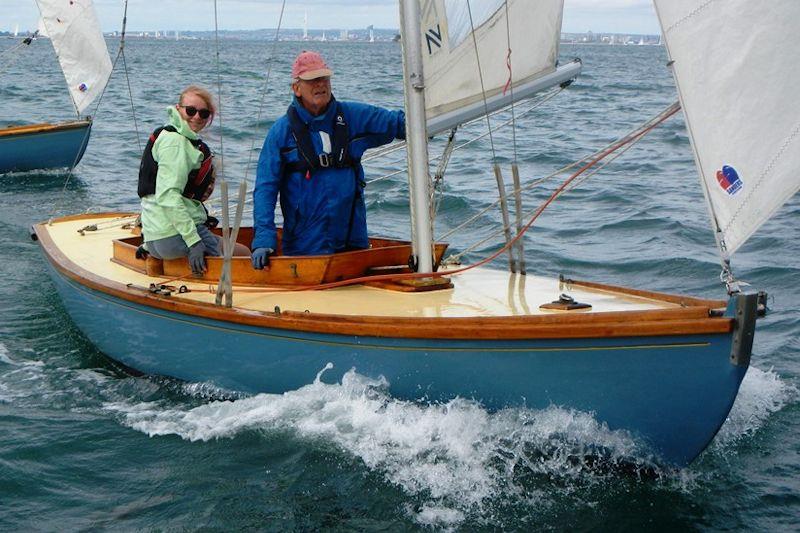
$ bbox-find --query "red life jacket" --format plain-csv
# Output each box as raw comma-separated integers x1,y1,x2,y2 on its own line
137,125,215,201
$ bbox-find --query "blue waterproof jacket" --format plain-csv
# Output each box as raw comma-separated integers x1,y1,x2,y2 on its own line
252,97,405,255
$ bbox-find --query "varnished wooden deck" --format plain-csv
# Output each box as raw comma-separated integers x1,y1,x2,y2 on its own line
34,213,732,340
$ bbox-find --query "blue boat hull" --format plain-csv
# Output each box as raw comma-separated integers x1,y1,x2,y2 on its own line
0,120,92,174
45,262,747,466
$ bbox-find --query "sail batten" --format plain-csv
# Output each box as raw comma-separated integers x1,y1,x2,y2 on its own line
35,0,112,116
421,0,567,130
654,0,800,255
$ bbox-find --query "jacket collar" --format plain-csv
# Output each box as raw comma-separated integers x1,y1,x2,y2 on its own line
291,95,337,125
166,106,199,140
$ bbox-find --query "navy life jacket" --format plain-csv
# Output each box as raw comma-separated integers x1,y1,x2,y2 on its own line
137,125,215,201
284,99,356,176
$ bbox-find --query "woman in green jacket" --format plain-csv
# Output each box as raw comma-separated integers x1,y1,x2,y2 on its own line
138,85,220,274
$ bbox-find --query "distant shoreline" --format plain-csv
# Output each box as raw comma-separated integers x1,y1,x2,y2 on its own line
2,28,660,45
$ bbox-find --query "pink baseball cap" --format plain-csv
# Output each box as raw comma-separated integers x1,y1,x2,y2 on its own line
291,50,333,81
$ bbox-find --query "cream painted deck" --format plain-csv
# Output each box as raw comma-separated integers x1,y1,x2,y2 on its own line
46,215,679,317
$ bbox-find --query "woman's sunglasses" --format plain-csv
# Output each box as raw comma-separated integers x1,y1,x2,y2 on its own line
179,105,211,119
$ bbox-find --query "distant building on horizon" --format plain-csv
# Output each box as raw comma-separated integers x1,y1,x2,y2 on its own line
560,30,662,45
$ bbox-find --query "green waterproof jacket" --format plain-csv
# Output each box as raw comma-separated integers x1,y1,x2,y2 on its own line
140,106,208,247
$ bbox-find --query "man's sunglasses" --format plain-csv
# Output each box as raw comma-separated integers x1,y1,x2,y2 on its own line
179,105,211,119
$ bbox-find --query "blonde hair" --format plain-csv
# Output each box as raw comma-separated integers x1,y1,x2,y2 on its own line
179,85,216,116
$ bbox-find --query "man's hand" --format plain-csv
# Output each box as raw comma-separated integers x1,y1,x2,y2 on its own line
251,247,274,270
188,241,207,275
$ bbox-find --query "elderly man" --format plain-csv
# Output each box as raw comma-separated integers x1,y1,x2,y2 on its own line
250,50,406,267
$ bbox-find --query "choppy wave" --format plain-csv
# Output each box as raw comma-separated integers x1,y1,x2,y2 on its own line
712,366,798,450
95,361,793,527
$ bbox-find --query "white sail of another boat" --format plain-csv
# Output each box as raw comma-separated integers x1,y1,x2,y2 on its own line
34,0,112,116
654,0,800,255
420,0,576,135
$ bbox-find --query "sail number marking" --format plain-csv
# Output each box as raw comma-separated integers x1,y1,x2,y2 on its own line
425,24,442,55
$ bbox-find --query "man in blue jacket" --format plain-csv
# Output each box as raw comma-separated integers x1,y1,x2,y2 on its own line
251,50,406,267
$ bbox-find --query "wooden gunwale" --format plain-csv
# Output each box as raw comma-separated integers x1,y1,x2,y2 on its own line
0,120,91,138
561,278,726,309
34,216,734,340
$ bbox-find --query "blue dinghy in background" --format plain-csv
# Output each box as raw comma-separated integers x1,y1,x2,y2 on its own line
0,0,110,175
0,119,92,174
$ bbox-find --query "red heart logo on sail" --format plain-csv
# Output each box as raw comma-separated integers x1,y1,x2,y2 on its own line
716,169,728,188
716,165,743,195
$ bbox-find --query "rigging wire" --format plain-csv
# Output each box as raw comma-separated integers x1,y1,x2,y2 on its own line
0,39,28,61
117,0,142,154
228,85,566,222
503,0,526,273
206,0,286,218
220,87,565,223
213,0,225,179
0,32,38,76
431,127,458,222
243,0,288,184
443,102,681,263
445,130,645,263
466,0,497,161
364,86,565,185
53,0,136,217
228,102,681,293
438,101,678,246
503,0,518,163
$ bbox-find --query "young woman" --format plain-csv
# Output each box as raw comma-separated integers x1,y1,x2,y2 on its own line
137,85,220,275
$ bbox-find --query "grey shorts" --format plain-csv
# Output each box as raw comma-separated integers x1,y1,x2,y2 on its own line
146,224,221,260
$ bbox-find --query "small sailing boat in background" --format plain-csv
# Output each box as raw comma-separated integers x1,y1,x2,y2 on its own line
32,0,798,466
0,0,111,174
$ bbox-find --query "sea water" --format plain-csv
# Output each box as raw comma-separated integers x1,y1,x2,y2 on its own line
1,38,798,530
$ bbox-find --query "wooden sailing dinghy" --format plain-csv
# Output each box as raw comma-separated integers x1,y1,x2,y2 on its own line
32,212,759,467
0,120,93,174
33,0,798,468
0,0,111,174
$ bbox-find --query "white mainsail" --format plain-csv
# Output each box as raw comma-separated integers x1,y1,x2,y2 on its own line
654,0,800,255
420,0,570,134
35,0,112,116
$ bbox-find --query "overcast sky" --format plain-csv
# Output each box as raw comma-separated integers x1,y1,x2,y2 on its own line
2,0,660,35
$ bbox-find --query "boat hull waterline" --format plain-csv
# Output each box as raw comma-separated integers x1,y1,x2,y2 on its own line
34,216,756,466
0,120,92,174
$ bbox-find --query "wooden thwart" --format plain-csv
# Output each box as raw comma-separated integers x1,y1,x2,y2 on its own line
111,228,449,288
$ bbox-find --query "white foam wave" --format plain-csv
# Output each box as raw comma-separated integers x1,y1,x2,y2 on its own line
106,365,653,526
0,343,46,403
414,504,466,529
0,342,44,368
0,342,18,366
712,365,798,449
